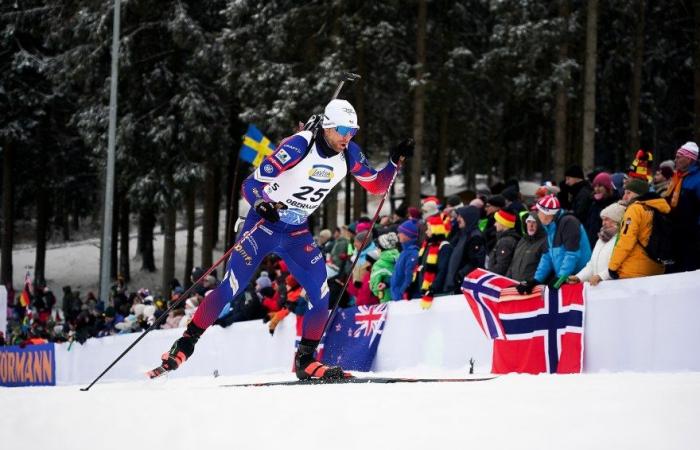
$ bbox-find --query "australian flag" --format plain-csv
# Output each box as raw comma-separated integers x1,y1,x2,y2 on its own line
462,268,585,374
321,304,389,372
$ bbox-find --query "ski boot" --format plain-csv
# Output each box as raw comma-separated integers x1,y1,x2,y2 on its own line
147,321,204,379
294,339,348,380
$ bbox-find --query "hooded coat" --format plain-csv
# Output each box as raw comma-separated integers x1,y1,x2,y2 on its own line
506,218,547,281
444,206,487,293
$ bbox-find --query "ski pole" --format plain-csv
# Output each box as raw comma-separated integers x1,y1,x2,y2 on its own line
319,158,404,339
80,219,265,391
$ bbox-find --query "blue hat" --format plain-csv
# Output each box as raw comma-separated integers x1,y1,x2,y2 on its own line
398,219,419,239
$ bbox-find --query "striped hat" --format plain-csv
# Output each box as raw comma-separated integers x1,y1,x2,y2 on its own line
627,149,654,182
426,213,451,236
494,209,517,229
677,141,699,161
536,194,560,216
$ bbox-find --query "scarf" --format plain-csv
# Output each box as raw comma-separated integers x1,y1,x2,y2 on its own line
414,236,444,293
597,224,618,243
664,171,688,209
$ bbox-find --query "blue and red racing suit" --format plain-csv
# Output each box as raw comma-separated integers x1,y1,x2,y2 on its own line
191,130,397,341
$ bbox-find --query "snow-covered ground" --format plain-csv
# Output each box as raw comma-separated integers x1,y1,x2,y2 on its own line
2,371,699,450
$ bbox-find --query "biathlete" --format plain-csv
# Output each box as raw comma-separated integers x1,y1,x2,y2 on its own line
149,99,413,379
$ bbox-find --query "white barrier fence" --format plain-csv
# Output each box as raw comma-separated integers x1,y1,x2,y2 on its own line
52,270,700,385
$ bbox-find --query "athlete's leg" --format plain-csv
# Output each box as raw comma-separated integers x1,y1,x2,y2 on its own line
278,229,344,379
152,214,278,375
278,230,330,341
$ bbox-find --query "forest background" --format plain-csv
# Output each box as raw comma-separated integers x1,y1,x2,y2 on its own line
1,0,697,296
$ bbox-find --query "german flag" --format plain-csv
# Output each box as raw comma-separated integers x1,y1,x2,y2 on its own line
19,272,32,307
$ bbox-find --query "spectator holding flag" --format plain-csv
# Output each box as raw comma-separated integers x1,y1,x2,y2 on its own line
506,212,547,282
517,195,592,294
569,202,626,286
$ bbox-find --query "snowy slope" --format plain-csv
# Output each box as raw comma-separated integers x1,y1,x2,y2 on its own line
2,372,699,450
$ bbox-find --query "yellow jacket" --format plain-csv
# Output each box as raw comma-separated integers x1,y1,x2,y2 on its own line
608,195,671,279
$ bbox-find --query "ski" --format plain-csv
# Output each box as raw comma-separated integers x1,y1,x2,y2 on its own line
221,375,498,387
146,365,169,379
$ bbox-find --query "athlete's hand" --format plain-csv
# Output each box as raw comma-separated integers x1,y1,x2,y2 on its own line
390,138,415,164
254,199,287,223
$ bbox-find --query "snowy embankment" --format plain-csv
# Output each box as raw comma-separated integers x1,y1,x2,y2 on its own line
2,372,699,450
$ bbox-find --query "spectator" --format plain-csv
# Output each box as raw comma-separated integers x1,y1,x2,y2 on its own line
585,171,619,246
487,206,521,276
563,165,593,223
502,184,527,213
96,307,118,337
316,229,334,257
653,161,675,197
62,286,81,323
611,172,626,198
517,195,592,294
444,206,486,294
507,212,547,281
351,231,377,285
327,225,352,278
415,211,453,309
267,275,305,335
390,219,421,300
347,249,380,306
483,194,505,251
370,232,400,302
609,178,671,279
569,202,626,286
663,141,700,272
444,195,464,243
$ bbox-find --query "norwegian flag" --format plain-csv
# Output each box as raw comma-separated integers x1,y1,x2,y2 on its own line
462,268,585,374
321,304,388,372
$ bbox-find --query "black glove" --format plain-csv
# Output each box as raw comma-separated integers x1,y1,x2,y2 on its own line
390,138,415,164
254,199,286,223
516,279,538,295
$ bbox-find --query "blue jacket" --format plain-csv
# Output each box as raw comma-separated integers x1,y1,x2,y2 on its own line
534,211,592,282
678,164,700,226
390,238,419,300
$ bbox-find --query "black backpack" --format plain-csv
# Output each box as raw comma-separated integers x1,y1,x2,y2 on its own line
639,205,675,266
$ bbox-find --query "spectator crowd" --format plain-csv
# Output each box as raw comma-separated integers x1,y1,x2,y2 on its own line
3,141,699,348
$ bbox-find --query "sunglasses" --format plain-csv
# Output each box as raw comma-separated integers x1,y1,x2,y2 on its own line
335,126,358,138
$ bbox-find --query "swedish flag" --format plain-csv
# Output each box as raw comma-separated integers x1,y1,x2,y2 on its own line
240,124,275,167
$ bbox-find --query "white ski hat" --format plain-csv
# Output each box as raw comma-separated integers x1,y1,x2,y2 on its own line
322,99,359,129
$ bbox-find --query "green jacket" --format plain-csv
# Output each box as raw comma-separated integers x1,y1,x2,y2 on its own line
370,249,400,302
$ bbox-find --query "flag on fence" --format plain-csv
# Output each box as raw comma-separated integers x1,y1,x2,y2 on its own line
462,268,585,374
321,304,389,372
19,271,33,308
240,124,275,167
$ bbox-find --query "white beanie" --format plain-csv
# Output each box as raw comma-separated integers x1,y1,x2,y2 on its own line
322,99,359,129
600,202,626,223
